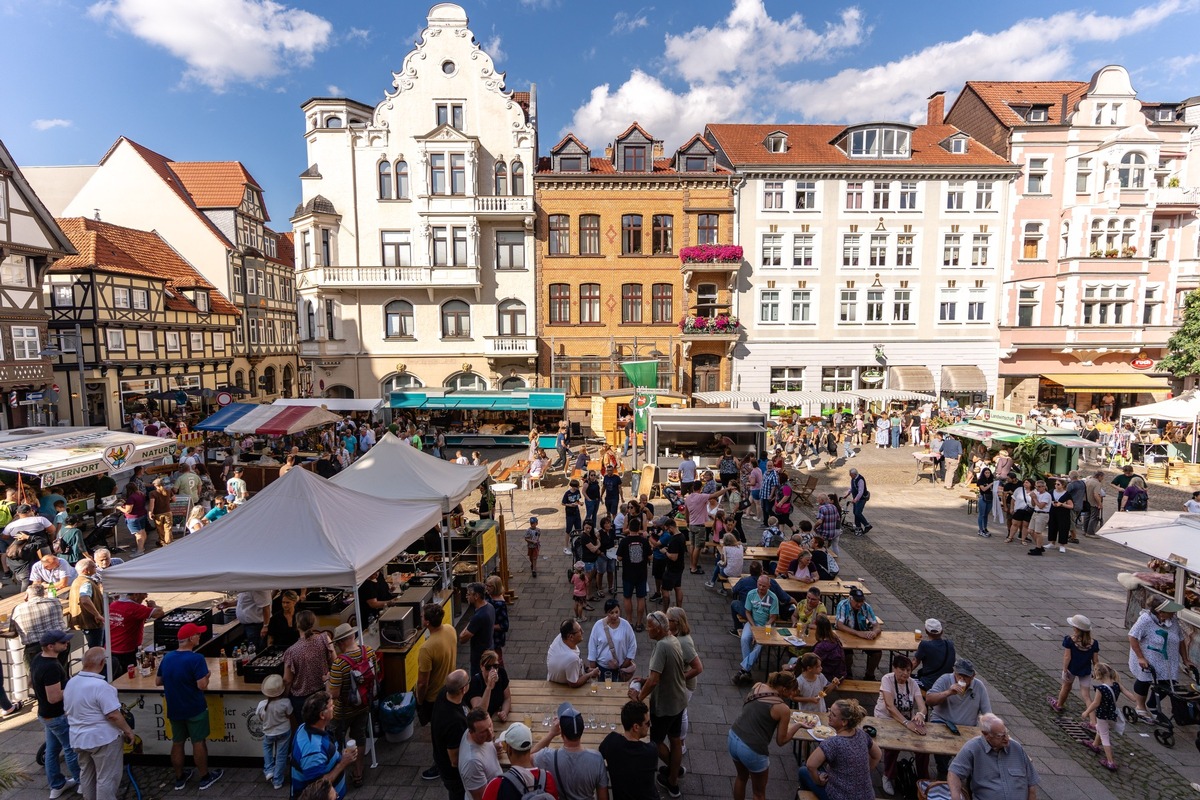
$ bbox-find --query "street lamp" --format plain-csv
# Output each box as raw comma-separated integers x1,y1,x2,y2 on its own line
39,322,90,427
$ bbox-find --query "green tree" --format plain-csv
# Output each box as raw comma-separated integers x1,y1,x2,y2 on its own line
1161,289,1200,377
1012,435,1052,481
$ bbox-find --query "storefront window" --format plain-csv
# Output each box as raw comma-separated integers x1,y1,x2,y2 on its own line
821,367,854,393
119,378,160,425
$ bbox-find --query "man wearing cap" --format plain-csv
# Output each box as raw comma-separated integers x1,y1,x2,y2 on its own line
328,623,378,789
156,621,223,791
587,600,637,681
1128,598,1192,720
65,646,135,800
945,713,1039,800
547,619,600,688
600,700,657,800
533,702,606,800
431,670,471,800
147,477,175,546
459,707,503,800
927,658,993,779
629,611,687,798
912,619,956,692
109,592,164,676
31,629,80,798
461,582,495,678
835,587,883,680
485,721,560,800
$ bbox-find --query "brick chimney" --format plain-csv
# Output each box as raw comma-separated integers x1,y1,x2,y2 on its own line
652,140,665,159
927,91,945,125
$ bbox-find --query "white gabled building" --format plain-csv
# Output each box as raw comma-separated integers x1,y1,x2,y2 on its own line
292,2,537,399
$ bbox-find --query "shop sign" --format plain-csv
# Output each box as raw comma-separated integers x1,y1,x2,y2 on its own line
1131,354,1155,370
101,442,135,472
972,408,1029,429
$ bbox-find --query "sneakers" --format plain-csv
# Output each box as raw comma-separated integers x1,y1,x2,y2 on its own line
704,581,715,588
1046,695,1063,713
728,627,741,637
174,769,195,791
655,770,682,799
862,524,873,535
658,765,687,781
48,779,77,799
881,774,895,796
563,548,572,555
649,592,663,602
531,570,537,578
732,669,752,685
421,765,442,781
198,769,224,791
1058,546,1067,553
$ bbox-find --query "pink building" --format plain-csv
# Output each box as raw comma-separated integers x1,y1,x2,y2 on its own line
947,65,1200,415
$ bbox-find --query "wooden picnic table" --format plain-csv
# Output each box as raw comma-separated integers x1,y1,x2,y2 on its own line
751,626,911,652
794,713,980,757
744,546,778,561
726,577,870,599
501,679,629,754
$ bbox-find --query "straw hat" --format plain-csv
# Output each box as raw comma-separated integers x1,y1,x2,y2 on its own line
1066,614,1092,632
261,674,285,698
332,623,357,642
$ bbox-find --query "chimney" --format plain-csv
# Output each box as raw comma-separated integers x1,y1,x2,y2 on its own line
927,91,945,126
604,144,614,161
652,140,665,159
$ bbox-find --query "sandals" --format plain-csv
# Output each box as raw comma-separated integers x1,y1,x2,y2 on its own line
1084,740,1103,754
1098,758,1118,771
351,775,364,787
1046,696,1063,713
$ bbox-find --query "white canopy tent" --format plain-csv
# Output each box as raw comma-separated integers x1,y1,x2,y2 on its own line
0,426,177,487
272,398,384,414
1098,511,1200,606
1120,390,1200,461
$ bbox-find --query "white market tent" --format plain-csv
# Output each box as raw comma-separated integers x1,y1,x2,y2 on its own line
224,404,341,436
693,390,936,407
330,431,488,511
0,426,177,487
1098,510,1200,606
272,398,384,414
102,466,442,594
1120,390,1200,422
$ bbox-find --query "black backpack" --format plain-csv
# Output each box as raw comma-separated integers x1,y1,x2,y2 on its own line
894,756,919,799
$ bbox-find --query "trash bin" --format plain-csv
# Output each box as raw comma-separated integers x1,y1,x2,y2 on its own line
379,691,417,743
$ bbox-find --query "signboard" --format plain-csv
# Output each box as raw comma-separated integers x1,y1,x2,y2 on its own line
25,392,43,402
971,408,1029,429
216,391,233,407
170,497,192,533
1132,354,1155,370
101,442,136,473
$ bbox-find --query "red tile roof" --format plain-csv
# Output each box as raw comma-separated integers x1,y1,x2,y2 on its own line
549,133,590,155
537,157,732,176
614,122,656,142
704,123,1012,167
957,81,1089,128
168,161,264,217
53,217,239,316
276,231,295,268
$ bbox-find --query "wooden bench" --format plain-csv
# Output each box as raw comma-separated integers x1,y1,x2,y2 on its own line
831,679,881,696
960,494,977,515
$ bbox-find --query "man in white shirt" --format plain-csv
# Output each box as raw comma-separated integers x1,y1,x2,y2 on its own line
1186,491,1200,514
678,453,697,493
547,619,599,688
587,600,637,681
31,553,77,592
235,590,272,652
64,647,134,800
458,708,502,800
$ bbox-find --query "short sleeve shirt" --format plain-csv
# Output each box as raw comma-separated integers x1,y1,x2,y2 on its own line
835,598,877,631
108,598,153,653
647,635,687,717
745,590,779,626
157,649,209,720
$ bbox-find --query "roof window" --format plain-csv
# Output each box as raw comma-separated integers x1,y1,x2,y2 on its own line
849,127,910,159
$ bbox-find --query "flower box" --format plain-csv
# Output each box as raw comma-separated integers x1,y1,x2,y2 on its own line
678,314,742,334
679,244,743,264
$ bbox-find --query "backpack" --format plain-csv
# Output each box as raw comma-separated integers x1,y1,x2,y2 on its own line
504,768,554,800
338,647,378,710
1128,488,1148,511
894,756,919,799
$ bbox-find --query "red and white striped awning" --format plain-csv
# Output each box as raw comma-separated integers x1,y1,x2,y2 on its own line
224,404,341,436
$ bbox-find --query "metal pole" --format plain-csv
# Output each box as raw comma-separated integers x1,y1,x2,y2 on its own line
350,585,378,769
75,323,89,427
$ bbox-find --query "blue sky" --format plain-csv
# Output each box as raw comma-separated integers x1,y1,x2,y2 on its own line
3,0,1198,227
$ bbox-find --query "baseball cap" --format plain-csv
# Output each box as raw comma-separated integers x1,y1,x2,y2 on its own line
557,702,585,739
501,722,533,751
177,622,208,640
39,630,73,647
1158,600,1184,614
953,657,976,677
924,618,943,634
848,587,865,601
529,517,538,524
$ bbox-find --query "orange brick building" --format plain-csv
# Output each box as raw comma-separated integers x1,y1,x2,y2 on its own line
534,123,741,427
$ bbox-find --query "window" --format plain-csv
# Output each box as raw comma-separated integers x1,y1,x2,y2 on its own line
395,161,409,198
939,294,957,321
761,234,782,268
320,230,331,267
113,287,130,308
621,215,643,255
232,267,244,295
248,318,259,345
441,300,471,337
849,127,910,158
839,290,857,322
559,156,582,172
495,231,524,269
190,332,204,352
872,182,890,210
697,214,718,245
578,358,601,395
975,181,993,210
432,227,448,265
436,102,464,130
869,234,887,267
651,283,673,323
549,284,570,324
652,215,673,254
137,330,154,352
770,367,805,392
494,162,508,195
623,146,647,171
795,181,816,210
790,290,812,323
548,215,570,255
899,182,918,210
234,325,244,346
1022,223,1044,259
1027,106,1048,123
1075,158,1091,193
378,161,392,199
580,215,600,255
214,332,225,351
866,289,884,322
1119,152,1146,189
946,181,965,210
764,181,784,209
842,234,861,267
759,290,780,322
450,154,466,195
943,234,961,267
385,300,414,337
766,134,787,153
325,298,337,339
511,162,525,195
1026,158,1047,193
949,138,968,154
1082,285,1129,325
684,156,707,171
382,231,412,267
967,297,986,321
11,326,38,360
822,366,855,393
621,284,643,323
696,284,718,317
845,181,864,210
971,234,990,267
106,329,125,352
893,289,911,321
453,227,467,265
429,154,446,194
793,234,813,267
52,285,73,307
896,235,914,267
301,232,312,269
580,283,601,323
498,299,527,335
1144,286,1161,325
166,332,180,352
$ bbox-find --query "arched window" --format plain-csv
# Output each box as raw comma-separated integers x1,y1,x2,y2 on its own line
511,161,525,195
445,371,487,391
441,300,471,338
282,365,294,396
234,370,245,389
304,300,316,339
378,161,392,199
1122,219,1137,250
494,162,508,195
262,366,277,395
384,300,414,338
500,376,527,390
497,299,527,336
382,372,423,393
395,161,409,198
1119,152,1146,189
325,116,343,129
249,368,258,395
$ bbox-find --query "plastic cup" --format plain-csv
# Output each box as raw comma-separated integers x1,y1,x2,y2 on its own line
764,625,774,638
914,629,922,641
522,713,533,729
589,680,597,695
127,664,136,679
605,676,613,690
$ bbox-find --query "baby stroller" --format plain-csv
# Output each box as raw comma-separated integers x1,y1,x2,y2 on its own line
1122,664,1200,750
662,485,686,518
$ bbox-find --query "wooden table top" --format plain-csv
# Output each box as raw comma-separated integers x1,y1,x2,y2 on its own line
794,714,979,756
502,679,630,753
744,546,778,560
751,627,914,652
729,577,870,597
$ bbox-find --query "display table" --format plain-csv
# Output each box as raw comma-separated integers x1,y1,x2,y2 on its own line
912,452,939,483
501,680,630,753
491,482,517,514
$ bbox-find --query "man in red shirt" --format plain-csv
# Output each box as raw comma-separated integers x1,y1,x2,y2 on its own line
108,593,164,674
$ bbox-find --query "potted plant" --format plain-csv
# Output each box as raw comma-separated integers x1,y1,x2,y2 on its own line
1089,249,1103,258
1013,434,1052,482
1121,245,1138,258
1104,249,1119,258
1169,177,1181,188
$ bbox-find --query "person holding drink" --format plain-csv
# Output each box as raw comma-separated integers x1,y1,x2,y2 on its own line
874,655,929,794
291,691,356,800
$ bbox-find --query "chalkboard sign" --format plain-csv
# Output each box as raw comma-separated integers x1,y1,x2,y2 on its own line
170,497,192,533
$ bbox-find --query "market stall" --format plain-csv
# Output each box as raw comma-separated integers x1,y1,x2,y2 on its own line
1120,390,1200,466
193,403,340,491
589,390,687,448
389,389,565,449
0,426,178,489
941,408,1100,475
102,467,443,762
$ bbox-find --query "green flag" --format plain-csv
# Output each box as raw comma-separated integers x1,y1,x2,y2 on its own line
633,391,657,433
621,360,658,389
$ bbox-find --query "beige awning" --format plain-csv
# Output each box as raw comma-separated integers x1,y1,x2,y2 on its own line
889,366,935,392
1041,372,1171,393
941,365,988,393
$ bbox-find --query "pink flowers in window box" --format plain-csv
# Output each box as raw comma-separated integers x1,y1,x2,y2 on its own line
679,313,742,334
679,244,743,264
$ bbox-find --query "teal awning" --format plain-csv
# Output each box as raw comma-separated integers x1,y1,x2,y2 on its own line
389,391,566,412
944,423,1023,443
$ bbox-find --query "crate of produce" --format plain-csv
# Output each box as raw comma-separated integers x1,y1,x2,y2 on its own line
239,648,286,684
297,590,346,616
154,607,213,651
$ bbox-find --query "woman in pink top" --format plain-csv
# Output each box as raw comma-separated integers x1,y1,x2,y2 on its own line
744,457,764,522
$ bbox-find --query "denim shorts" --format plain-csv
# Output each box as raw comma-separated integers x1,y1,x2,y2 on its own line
727,729,770,773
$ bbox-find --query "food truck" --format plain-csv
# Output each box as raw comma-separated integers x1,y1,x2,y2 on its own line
645,407,768,470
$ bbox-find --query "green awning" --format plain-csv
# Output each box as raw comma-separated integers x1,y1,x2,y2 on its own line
389,391,566,412
944,424,1023,443
528,392,567,410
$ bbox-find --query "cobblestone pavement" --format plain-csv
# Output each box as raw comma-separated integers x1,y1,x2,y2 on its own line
1,445,1199,798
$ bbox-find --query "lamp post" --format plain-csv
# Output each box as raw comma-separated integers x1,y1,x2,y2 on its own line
39,323,89,427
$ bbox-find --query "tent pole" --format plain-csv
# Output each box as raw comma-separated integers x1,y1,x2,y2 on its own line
103,590,112,682
440,511,451,591
352,586,378,770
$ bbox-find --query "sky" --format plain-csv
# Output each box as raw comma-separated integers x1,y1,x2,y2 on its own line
3,0,1199,228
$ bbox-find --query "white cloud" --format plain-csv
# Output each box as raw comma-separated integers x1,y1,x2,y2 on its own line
519,0,558,7
1166,53,1200,72
31,118,72,131
326,84,342,96
88,0,333,91
483,30,506,63
612,8,651,34
345,26,369,43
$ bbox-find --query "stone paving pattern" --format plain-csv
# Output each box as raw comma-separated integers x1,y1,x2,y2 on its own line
1,445,1199,797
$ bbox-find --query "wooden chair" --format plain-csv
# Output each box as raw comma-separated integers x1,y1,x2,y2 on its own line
795,475,819,506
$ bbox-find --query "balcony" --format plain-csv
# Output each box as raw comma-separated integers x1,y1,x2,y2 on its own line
298,339,345,369
417,195,533,217
1155,186,1199,210
679,313,742,356
679,245,744,290
484,335,537,358
296,265,482,299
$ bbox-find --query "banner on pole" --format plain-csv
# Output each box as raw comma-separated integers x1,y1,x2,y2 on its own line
620,360,658,389
633,392,657,433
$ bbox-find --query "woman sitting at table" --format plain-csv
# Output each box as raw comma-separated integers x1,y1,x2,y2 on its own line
726,670,807,800
809,537,838,582
874,654,929,793
788,550,819,584
268,590,301,649
466,649,511,722
812,614,847,682
707,532,744,590
799,698,881,800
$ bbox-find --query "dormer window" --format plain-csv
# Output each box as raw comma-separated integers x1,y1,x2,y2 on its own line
324,116,343,129
949,138,968,154
1027,106,1049,123
684,156,708,171
765,133,787,153
623,146,647,171
1156,107,1177,122
436,102,464,131
191,291,210,313
848,127,910,158
560,156,582,172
